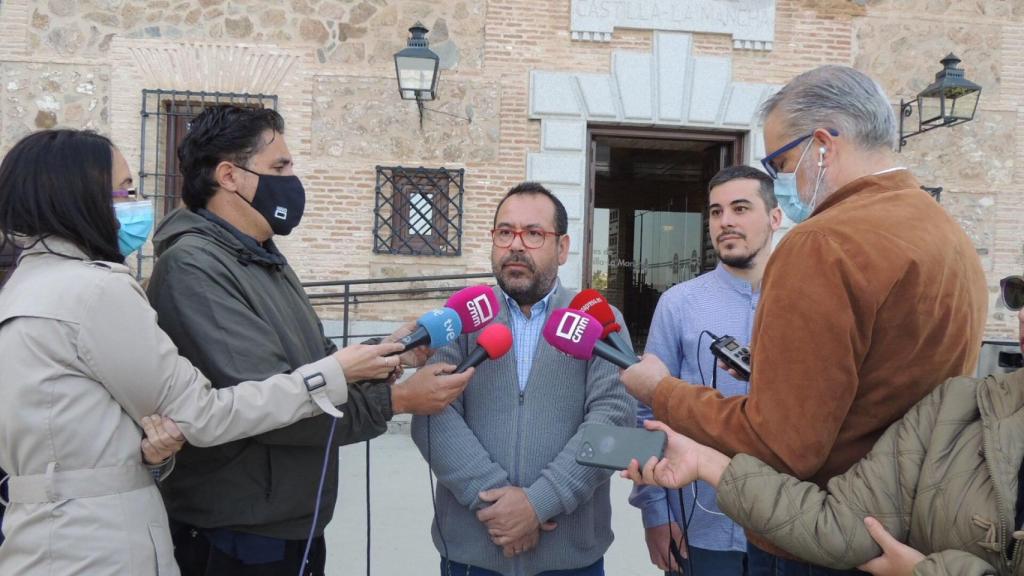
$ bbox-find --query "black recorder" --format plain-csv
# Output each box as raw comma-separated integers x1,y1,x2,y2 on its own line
709,334,751,380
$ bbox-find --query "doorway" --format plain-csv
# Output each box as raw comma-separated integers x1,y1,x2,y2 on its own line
586,127,743,352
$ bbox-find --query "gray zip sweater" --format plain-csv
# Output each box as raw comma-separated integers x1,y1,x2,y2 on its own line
411,284,637,576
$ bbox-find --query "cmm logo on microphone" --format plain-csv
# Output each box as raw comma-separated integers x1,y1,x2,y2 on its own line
468,294,495,326
555,312,589,343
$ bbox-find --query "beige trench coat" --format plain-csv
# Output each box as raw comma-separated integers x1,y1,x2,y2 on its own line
0,238,349,575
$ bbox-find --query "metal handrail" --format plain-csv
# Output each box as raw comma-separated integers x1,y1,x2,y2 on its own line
303,272,492,346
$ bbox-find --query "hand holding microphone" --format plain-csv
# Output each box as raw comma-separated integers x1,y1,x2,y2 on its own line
393,323,513,415
382,283,497,368
543,308,639,368
333,341,406,382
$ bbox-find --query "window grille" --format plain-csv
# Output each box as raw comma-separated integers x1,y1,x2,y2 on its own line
373,166,464,256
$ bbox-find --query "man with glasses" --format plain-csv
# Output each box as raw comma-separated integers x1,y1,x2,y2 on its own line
411,182,636,576
622,65,988,576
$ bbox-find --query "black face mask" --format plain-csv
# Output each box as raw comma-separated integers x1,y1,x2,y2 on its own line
233,164,306,236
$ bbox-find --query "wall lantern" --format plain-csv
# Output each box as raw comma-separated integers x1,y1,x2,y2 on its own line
394,22,440,127
393,22,473,129
899,53,982,151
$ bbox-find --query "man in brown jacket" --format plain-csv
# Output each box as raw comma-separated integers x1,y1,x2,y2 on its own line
621,65,988,576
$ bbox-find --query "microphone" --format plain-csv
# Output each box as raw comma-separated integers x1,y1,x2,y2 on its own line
543,308,639,369
455,323,513,373
445,285,500,334
568,289,632,356
394,308,463,352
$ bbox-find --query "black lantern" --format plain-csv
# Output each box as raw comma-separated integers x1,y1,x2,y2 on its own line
899,54,982,151
394,22,440,103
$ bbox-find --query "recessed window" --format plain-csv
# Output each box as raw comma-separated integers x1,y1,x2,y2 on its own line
373,166,464,256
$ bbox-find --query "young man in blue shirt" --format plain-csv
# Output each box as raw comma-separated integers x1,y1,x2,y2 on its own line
630,165,779,575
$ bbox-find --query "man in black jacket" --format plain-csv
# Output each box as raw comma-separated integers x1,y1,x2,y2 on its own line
147,105,473,576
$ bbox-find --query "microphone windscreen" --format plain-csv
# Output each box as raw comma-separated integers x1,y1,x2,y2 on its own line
542,308,603,360
445,285,499,333
476,323,513,360
417,307,463,348
569,289,620,337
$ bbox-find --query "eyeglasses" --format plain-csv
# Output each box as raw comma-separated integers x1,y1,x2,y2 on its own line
760,128,839,179
491,228,560,249
1001,275,1024,311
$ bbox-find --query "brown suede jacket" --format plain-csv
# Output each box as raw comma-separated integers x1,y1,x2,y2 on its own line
652,169,989,558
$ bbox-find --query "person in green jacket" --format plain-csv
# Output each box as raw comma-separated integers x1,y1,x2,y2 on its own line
624,273,1024,576
147,105,475,576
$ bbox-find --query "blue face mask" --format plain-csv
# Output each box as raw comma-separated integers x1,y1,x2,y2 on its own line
773,141,826,224
114,200,155,256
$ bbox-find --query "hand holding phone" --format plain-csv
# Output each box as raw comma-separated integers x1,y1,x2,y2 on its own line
576,423,667,471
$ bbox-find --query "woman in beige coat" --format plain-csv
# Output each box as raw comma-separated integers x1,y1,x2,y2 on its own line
0,129,405,575
624,274,1024,575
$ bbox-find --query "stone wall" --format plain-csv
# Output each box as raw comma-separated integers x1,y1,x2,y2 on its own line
24,0,484,69
311,75,500,163
0,62,109,153
0,0,1021,339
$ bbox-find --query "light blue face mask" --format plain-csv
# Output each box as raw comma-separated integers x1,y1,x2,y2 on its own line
773,140,826,224
114,200,155,256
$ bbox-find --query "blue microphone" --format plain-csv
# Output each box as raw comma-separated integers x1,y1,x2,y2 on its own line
395,308,463,352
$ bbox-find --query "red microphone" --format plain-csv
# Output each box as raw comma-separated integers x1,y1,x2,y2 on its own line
569,289,632,357
455,323,513,373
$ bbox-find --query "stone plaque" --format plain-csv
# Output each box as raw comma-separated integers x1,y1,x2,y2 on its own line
571,0,775,50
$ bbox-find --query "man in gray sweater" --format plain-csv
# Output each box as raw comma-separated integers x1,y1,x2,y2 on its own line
411,182,637,576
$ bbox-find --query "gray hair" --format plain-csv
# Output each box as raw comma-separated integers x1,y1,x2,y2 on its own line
760,65,897,151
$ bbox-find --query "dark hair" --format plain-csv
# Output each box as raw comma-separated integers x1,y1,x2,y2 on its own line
177,105,285,209
708,165,777,211
493,181,568,235
0,129,123,264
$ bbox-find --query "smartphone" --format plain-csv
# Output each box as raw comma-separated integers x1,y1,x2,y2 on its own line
576,423,667,471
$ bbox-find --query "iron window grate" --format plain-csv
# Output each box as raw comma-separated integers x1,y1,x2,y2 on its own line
373,166,464,257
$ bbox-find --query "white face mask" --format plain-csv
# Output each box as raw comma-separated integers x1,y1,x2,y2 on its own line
773,141,826,224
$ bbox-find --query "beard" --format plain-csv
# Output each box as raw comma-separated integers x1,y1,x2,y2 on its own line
716,228,771,270
493,252,558,306
718,247,760,269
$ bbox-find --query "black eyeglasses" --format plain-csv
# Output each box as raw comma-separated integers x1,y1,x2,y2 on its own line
1001,275,1024,311
760,128,840,179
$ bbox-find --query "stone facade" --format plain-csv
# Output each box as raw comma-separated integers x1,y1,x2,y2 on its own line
0,0,1022,339
21,0,485,68
0,62,108,148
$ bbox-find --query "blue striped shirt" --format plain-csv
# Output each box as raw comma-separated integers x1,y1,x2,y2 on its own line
504,286,557,392
628,264,758,553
